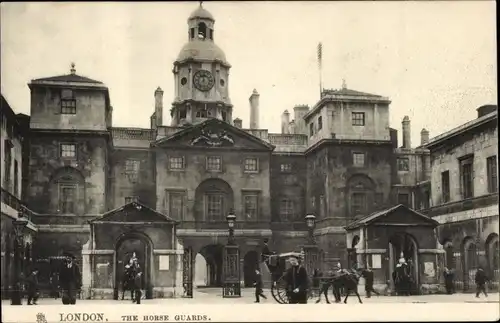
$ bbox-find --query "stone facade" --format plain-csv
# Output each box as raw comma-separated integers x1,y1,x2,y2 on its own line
422,106,499,292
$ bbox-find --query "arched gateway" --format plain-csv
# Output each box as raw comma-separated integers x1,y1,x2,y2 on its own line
84,201,181,300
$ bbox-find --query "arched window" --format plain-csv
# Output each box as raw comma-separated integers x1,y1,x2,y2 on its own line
197,22,207,40
194,179,234,222
347,174,375,218
49,167,85,215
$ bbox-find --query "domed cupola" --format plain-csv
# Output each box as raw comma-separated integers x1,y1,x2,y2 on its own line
171,2,233,127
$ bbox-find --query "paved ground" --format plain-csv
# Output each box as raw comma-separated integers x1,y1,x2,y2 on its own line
2,288,498,305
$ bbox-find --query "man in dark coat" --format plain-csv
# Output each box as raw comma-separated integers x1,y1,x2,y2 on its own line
475,267,489,298
133,271,143,304
59,255,81,305
361,266,379,298
283,255,308,304
443,267,455,294
261,239,271,263
26,268,40,305
254,269,267,303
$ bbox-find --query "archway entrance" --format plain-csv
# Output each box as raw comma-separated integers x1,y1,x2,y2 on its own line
243,251,259,287
114,232,152,300
388,232,419,293
198,244,224,287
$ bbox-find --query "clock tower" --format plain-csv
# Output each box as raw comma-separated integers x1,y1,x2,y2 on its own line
171,3,232,127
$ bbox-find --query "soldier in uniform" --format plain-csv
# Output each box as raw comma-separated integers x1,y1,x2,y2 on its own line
283,254,308,304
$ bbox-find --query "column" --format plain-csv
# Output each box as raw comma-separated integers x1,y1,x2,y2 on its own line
175,239,185,297
81,241,92,299
239,259,244,286
339,102,345,138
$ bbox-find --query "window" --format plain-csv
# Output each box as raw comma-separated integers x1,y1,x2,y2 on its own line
351,193,366,216
397,158,410,171
352,112,365,126
441,171,450,203
196,109,210,118
279,198,295,221
319,195,325,218
398,193,410,207
125,196,139,204
318,116,323,130
169,156,184,170
206,156,222,172
460,156,474,199
60,89,76,114
13,160,18,196
59,184,77,214
60,144,76,158
374,193,384,210
125,159,140,183
169,192,185,220
280,163,292,173
3,140,12,189
422,190,430,209
244,158,258,173
243,193,259,220
487,156,498,193
353,152,365,167
206,193,224,221
309,122,314,136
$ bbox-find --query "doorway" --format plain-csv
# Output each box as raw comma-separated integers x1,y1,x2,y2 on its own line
114,232,152,299
388,232,419,293
198,244,224,287
243,251,259,287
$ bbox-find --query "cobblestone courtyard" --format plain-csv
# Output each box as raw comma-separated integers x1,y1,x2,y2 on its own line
2,288,499,305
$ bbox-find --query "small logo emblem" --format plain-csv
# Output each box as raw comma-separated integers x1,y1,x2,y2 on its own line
36,313,47,323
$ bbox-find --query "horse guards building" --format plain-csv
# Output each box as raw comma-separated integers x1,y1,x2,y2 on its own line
1,4,498,299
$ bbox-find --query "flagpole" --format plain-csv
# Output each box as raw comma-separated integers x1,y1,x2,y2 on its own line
317,42,323,98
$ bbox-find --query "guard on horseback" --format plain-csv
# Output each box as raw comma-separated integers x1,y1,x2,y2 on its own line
122,252,141,301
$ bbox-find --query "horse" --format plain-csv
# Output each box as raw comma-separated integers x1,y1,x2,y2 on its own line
393,264,411,296
121,263,139,301
315,269,363,304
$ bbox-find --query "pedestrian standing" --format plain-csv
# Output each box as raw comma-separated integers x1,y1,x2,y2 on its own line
26,268,40,305
443,267,455,294
475,267,489,298
362,267,379,298
283,255,308,304
133,272,143,304
254,269,267,303
59,255,81,305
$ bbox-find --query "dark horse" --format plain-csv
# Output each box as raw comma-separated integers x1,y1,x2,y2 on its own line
316,269,363,304
393,264,411,296
121,263,139,301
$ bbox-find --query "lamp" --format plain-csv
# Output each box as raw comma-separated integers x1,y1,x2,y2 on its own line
226,212,236,244
305,214,316,229
305,214,316,245
11,216,28,305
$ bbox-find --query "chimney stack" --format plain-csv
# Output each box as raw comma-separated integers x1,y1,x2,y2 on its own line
281,110,290,134
233,118,242,129
289,120,296,134
420,128,430,145
402,116,411,148
150,113,157,130
249,89,260,129
155,87,164,127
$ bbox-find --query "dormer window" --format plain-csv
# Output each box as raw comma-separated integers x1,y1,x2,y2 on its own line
61,89,76,114
198,22,207,40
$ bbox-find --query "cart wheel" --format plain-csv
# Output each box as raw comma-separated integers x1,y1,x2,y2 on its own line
271,276,289,304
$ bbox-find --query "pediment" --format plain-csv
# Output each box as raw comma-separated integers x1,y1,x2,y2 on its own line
371,207,438,226
91,202,176,224
345,204,439,230
153,119,274,151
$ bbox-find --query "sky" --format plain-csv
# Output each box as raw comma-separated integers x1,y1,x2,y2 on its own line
1,1,497,146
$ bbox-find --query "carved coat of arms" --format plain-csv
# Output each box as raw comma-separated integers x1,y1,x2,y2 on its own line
190,128,235,147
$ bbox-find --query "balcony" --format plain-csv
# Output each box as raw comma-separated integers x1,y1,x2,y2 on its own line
421,193,499,218
0,187,34,221
31,214,99,226
178,221,271,230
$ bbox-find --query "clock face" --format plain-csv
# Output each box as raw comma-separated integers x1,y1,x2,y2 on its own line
193,70,215,92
